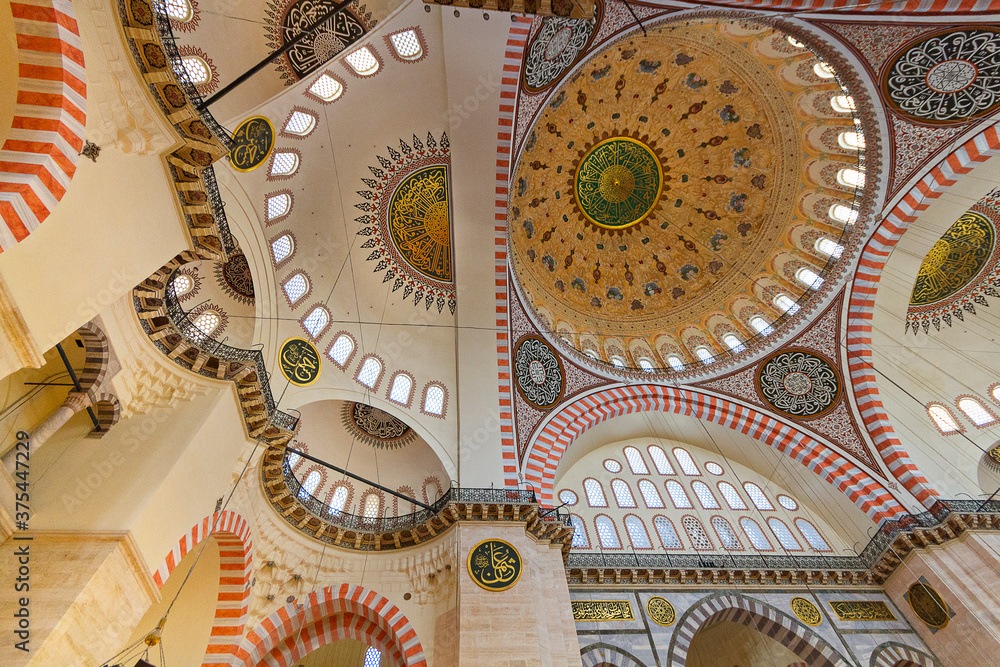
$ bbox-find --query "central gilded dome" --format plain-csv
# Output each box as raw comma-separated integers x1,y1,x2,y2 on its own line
509,19,859,369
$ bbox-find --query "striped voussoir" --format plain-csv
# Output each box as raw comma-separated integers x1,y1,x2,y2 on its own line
580,642,647,667
847,121,1000,508
0,0,86,250
673,0,999,11
152,511,253,667
496,17,532,490
870,641,942,667
74,320,110,400
668,594,851,667
525,384,905,522
234,584,426,667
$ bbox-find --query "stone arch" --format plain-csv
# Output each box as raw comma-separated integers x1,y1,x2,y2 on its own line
846,122,1000,508
0,0,86,249
74,321,111,400
580,641,647,667
667,593,851,667
234,584,426,667
87,393,120,438
152,511,253,666
870,642,942,667
524,384,905,522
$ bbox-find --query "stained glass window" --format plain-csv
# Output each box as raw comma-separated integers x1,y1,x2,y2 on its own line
299,470,320,499
637,480,664,508
362,493,381,518
570,515,588,547
648,446,675,475
328,485,348,514
718,482,747,510
559,489,578,506
682,516,713,550
584,479,607,507
624,516,651,549
654,516,682,549
624,447,649,474
673,448,700,475
744,482,774,510
611,480,636,508
665,481,692,509
768,518,802,550
357,357,382,388
390,30,422,59
271,234,293,263
692,481,720,509
345,47,379,75
283,111,316,136
740,518,772,550
303,306,329,338
928,404,960,433
424,384,446,415
309,74,343,101
958,397,995,426
595,516,619,548
389,374,413,405
795,519,830,551
364,647,381,667
712,517,741,550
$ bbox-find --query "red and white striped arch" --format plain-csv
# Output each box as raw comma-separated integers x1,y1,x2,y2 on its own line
680,0,999,12
846,121,1000,509
0,0,86,250
235,584,426,667
152,511,254,667
524,385,906,523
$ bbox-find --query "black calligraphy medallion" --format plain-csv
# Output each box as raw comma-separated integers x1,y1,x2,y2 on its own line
230,116,275,172
279,337,321,386
281,0,367,80
467,539,522,591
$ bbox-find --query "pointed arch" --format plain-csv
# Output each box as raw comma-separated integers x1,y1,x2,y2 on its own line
580,642,646,667
152,511,253,666
667,593,851,667
869,642,942,667
524,385,904,522
234,584,426,667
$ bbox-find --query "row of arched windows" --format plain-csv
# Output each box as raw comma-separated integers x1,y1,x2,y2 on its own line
570,513,830,552
573,477,791,514
928,388,1000,435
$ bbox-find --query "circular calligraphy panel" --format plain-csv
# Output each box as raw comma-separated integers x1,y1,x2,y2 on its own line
279,338,321,386
229,116,274,173
513,336,564,409
388,165,453,282
883,28,1000,124
909,210,995,307
790,597,823,626
907,583,950,628
467,539,523,592
756,349,840,419
645,596,676,626
573,137,663,230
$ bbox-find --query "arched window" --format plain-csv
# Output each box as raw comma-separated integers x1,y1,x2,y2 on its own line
271,234,293,263
786,36,804,48
364,647,381,667
813,61,836,78
694,346,714,364
722,333,744,352
665,480,693,509
777,494,798,511
179,56,210,85
362,493,382,519
673,448,700,475
171,273,193,296
356,356,383,389
624,516,651,549
691,481,720,509
164,0,192,21
704,462,724,475
570,515,589,548
653,516,683,549
309,73,343,101
712,517,742,550
638,358,655,372
928,404,961,434
610,355,626,368
585,349,600,360
283,111,316,136
666,354,685,371
682,516,713,550
328,334,355,367
837,167,865,189
388,373,413,405
795,519,831,551
624,446,649,474
768,518,802,550
637,480,664,508
345,46,380,75
266,193,291,221
648,445,675,475
584,479,607,507
749,316,773,336
328,485,348,514
611,480,636,508
958,397,996,427
594,516,620,548
814,237,843,258
740,518,773,550
718,482,747,510
559,489,578,506
829,204,858,225
190,310,221,337
270,152,300,177
773,293,800,315
302,306,329,339
993,385,1000,404
423,383,446,415
603,459,622,473
744,482,774,510
389,29,423,60
838,131,865,151
283,273,309,304
796,266,823,289
423,480,441,504
299,470,320,499
286,449,301,468
831,95,856,113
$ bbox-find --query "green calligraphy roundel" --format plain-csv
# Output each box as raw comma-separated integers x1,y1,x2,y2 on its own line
467,539,522,591
574,136,663,229
279,337,321,387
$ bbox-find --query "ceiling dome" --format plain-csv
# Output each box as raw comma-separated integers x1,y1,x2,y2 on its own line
509,19,869,373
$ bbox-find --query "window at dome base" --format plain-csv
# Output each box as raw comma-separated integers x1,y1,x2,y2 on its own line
179,56,210,85
171,273,193,296
749,316,773,336
309,74,343,101
815,237,844,258
796,267,824,289
666,355,685,371
829,204,859,225
345,47,380,75
837,167,865,189
831,95,856,113
928,404,961,433
774,294,800,315
390,30,423,60
164,0,192,21
283,111,316,136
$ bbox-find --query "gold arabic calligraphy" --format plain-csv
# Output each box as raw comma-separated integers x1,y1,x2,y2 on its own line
230,117,274,172
468,539,522,591
571,600,634,621
279,338,321,386
828,600,896,622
